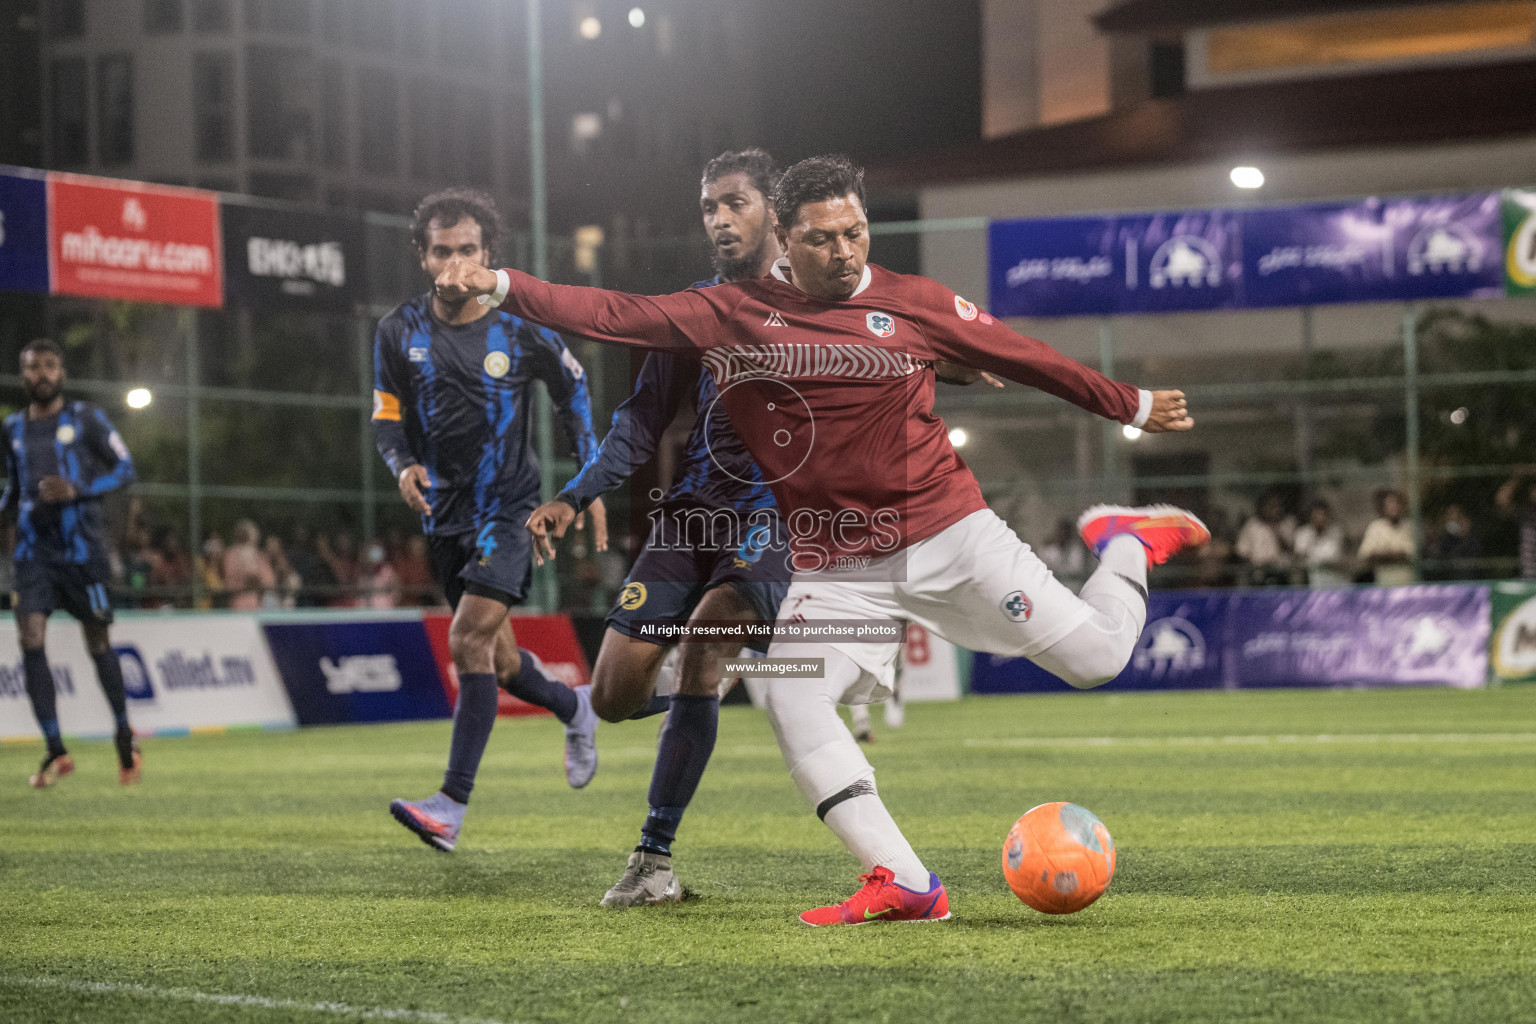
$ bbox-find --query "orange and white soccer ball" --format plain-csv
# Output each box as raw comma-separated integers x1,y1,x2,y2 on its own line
1003,801,1117,914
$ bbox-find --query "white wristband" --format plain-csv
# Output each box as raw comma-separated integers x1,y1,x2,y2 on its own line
1131,389,1153,429
477,268,511,307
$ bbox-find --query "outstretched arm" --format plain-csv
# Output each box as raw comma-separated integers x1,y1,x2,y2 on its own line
558,352,693,513
911,279,1191,432
435,259,718,352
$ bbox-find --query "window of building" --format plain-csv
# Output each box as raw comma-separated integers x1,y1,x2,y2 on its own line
50,58,89,165
458,88,493,187
145,0,183,33
50,0,85,38
249,170,315,202
96,54,134,165
320,60,348,168
357,68,398,173
245,43,314,160
193,52,234,161
354,0,396,51
192,0,233,32
1198,2,1536,82
244,0,312,35
1150,40,1186,98
408,77,444,180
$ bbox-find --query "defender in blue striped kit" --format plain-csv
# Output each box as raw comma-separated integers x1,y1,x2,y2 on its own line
2,338,140,788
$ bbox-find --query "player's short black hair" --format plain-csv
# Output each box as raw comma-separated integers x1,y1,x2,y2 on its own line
410,188,504,261
20,337,62,361
772,154,866,229
701,148,780,204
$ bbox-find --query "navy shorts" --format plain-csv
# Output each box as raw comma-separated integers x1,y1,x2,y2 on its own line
428,509,536,610
13,559,114,624
607,506,792,653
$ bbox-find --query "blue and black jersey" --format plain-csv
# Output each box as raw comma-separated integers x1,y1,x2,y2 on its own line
372,293,598,537
558,277,776,515
1,400,135,566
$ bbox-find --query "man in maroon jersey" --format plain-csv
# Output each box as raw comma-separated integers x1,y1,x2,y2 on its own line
436,154,1207,926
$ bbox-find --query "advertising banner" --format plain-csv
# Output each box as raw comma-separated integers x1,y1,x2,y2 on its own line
1230,584,1488,689
0,170,49,294
0,615,295,741
1504,187,1536,299
426,612,591,716
48,173,222,307
971,591,1230,694
989,192,1504,317
262,614,452,726
972,585,1489,694
221,202,363,310
989,209,1241,318
1488,581,1536,683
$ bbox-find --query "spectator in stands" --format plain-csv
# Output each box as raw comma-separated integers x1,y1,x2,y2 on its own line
1357,488,1415,586
222,519,276,611
119,523,157,608
1235,492,1295,586
196,532,225,608
359,539,401,608
1423,504,1480,580
1494,470,1536,579
320,531,361,605
391,535,437,607
1293,499,1350,588
1192,507,1237,588
264,535,301,608
150,528,193,607
1036,517,1087,582
286,524,333,606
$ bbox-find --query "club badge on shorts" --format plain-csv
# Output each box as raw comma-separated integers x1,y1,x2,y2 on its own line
619,582,647,610
1001,590,1032,622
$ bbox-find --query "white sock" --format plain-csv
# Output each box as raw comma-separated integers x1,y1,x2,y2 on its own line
822,787,930,891
1082,534,1149,629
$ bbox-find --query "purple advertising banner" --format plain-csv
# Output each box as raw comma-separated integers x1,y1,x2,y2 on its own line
971,584,1489,693
989,209,1242,317
1244,193,1503,308
988,192,1504,317
1229,584,1488,689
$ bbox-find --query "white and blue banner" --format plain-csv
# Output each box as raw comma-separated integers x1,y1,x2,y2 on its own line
0,614,296,741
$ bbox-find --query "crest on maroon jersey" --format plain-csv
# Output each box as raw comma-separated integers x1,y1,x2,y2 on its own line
865,311,896,338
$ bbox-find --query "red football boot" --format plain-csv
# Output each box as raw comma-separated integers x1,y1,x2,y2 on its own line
1077,504,1210,567
28,753,75,789
799,867,951,926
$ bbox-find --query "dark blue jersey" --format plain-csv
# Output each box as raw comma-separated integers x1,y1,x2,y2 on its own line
558,278,776,515
372,293,598,536
1,400,135,565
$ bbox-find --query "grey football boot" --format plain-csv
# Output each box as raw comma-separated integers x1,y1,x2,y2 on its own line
600,850,684,907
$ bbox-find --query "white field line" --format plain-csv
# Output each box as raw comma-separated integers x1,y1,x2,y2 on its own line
962,732,1536,749
0,975,523,1024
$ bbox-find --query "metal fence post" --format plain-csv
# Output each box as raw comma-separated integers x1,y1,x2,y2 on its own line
1403,305,1422,575
184,307,203,605
358,314,376,545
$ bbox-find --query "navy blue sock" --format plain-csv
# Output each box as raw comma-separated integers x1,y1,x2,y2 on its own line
91,650,135,768
441,672,499,804
627,694,672,720
637,693,718,856
23,649,65,759
500,649,578,724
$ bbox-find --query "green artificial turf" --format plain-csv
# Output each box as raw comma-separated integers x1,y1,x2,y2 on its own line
3,687,1535,1024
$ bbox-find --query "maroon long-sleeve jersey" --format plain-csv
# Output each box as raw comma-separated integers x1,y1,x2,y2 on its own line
492,260,1143,568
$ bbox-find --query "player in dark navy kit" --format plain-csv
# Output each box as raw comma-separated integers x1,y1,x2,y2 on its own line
374,189,601,852
2,339,140,788
527,149,792,905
